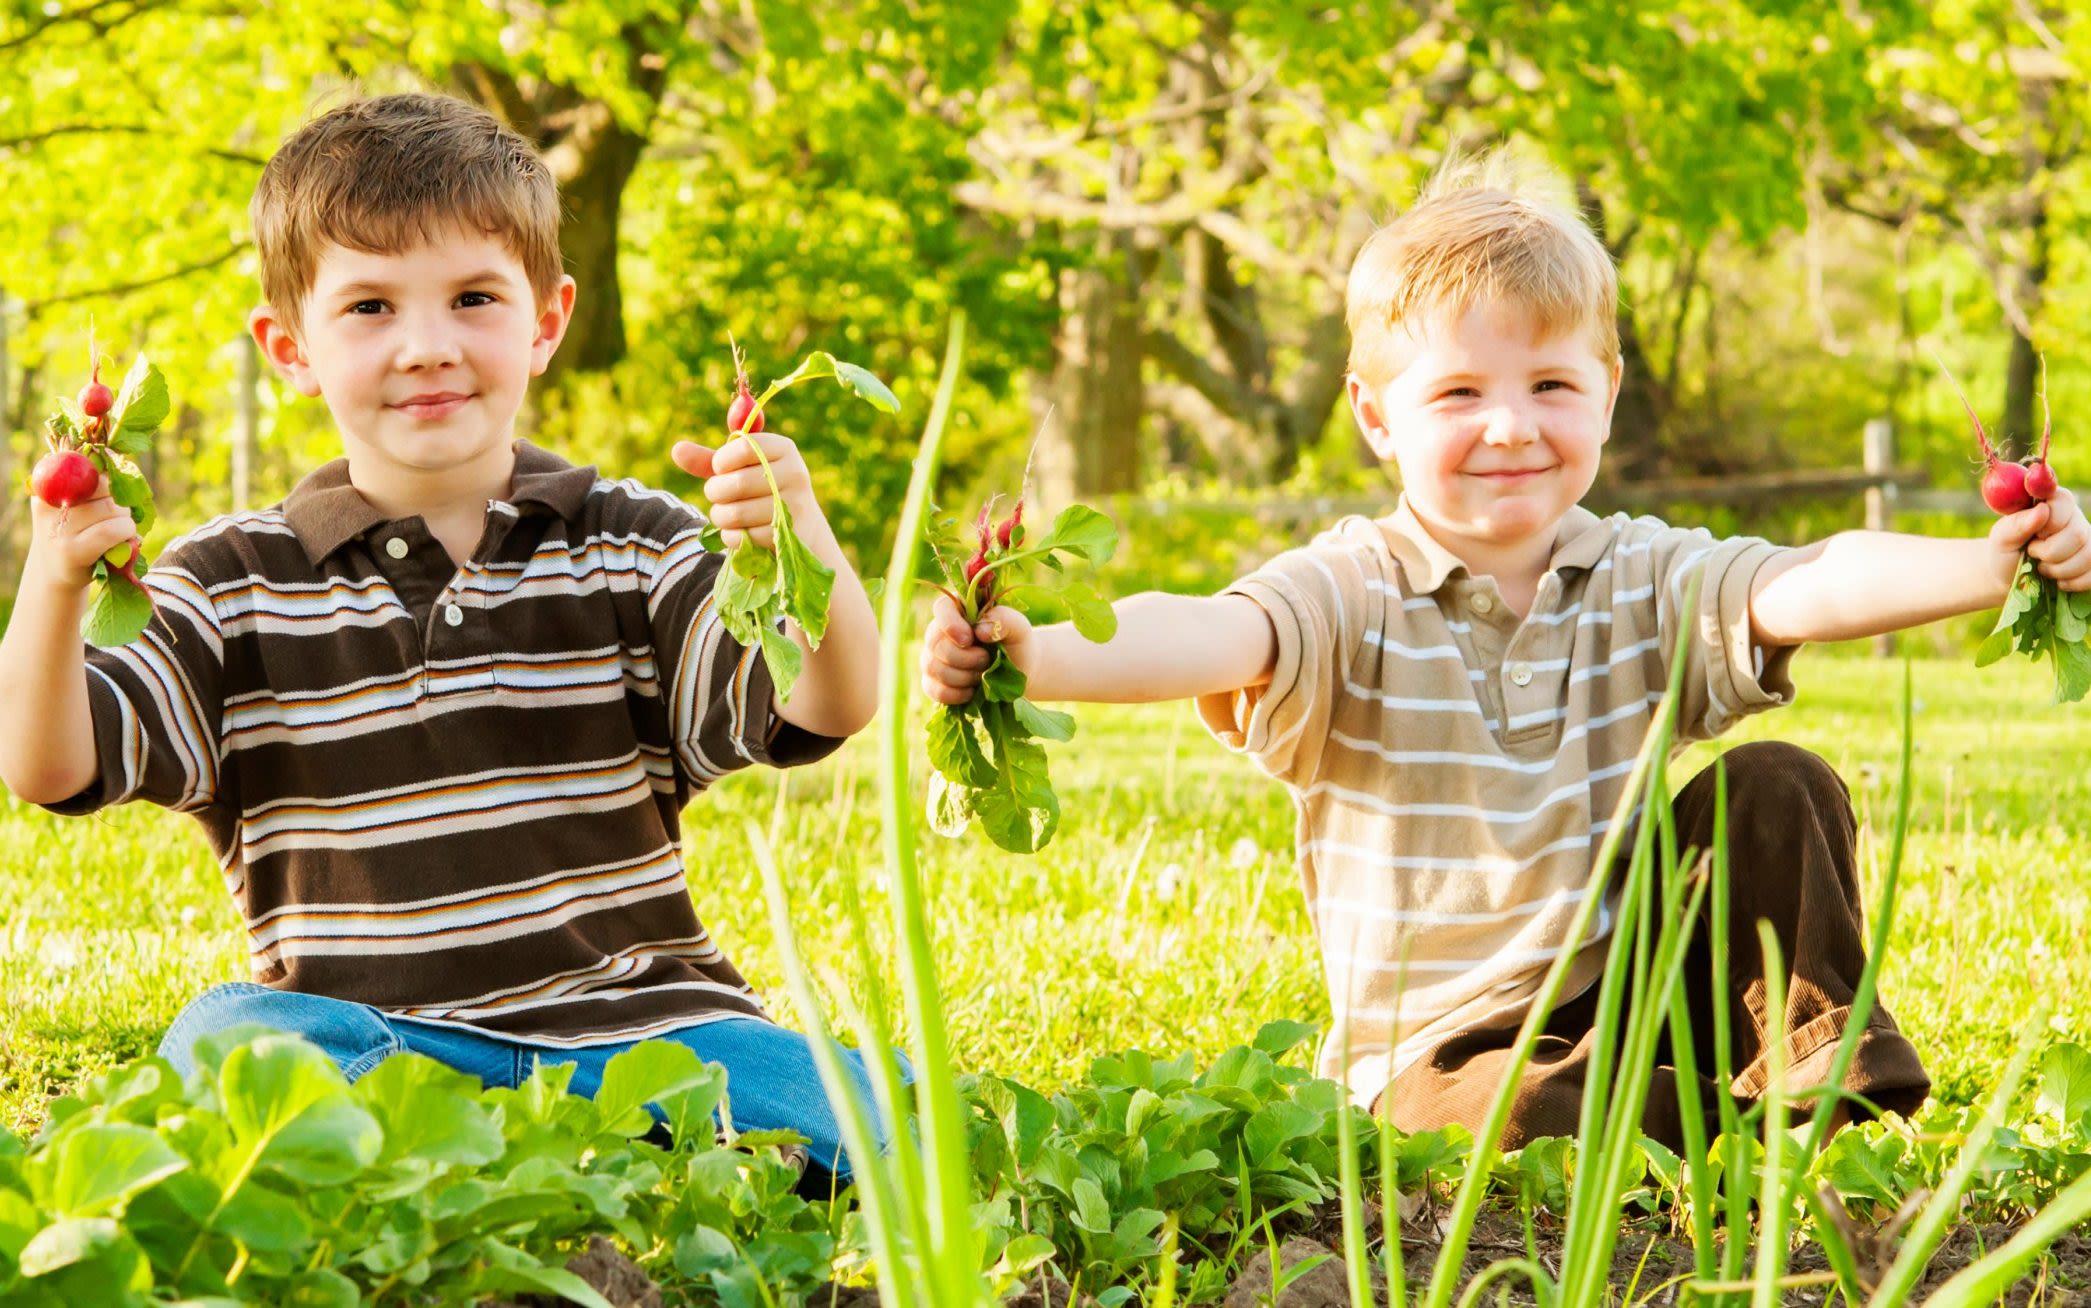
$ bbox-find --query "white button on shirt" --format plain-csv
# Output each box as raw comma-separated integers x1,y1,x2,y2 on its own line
385,537,409,560
1509,662,1533,687
1469,593,1494,615
444,604,464,627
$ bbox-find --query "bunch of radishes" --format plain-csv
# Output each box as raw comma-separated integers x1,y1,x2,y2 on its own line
1944,355,2091,701
1943,357,2061,513
697,339,899,702
33,339,167,647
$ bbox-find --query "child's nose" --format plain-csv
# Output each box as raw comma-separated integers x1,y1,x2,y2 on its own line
394,316,463,370
1480,401,1539,445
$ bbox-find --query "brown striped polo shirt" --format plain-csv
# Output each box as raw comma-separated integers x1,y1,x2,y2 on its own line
45,439,840,1045
1197,498,1797,1104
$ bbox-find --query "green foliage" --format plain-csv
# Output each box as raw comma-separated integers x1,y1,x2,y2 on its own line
924,502,1118,853
695,351,898,702
1977,554,2091,701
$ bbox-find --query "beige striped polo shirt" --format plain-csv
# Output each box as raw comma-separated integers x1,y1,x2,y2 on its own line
45,440,838,1045
1197,498,1797,1104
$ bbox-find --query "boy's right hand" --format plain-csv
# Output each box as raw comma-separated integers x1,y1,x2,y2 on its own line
24,476,139,592
920,594,1033,706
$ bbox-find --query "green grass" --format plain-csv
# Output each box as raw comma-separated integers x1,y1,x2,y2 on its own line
4,650,2088,1137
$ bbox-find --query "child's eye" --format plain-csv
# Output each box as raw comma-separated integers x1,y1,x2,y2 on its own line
1535,379,1571,393
456,291,496,308
1439,386,1479,400
347,300,388,316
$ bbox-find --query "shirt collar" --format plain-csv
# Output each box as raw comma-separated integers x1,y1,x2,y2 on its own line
282,439,599,566
1376,496,1613,594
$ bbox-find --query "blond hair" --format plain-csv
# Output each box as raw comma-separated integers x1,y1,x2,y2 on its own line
1345,152,1619,386
252,93,563,331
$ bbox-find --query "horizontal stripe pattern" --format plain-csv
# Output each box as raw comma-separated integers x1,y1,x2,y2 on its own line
49,440,840,1045
1197,500,1796,1106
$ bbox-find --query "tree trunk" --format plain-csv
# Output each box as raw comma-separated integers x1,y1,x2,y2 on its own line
451,33,668,380
543,105,649,379
2001,180,2052,460
1038,248,1145,507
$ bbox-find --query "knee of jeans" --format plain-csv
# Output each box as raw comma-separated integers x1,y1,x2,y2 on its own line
1723,741,1847,808
157,983,400,1082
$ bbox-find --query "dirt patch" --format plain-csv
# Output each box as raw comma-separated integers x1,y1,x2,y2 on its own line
481,1235,662,1308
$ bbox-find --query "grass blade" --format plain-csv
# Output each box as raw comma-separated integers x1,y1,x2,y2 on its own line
1749,922,1791,1308
752,822,911,1308
872,315,985,1306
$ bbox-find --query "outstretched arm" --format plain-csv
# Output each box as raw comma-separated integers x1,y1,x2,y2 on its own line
1748,491,2089,647
0,477,139,803
921,589,1277,706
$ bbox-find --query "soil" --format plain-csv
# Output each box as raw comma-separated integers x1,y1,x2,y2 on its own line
481,1209,2091,1306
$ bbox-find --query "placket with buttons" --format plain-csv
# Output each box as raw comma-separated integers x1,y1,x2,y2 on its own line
371,512,509,699
1500,573,1567,746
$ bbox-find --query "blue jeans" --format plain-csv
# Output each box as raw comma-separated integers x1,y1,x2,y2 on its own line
159,982,900,1183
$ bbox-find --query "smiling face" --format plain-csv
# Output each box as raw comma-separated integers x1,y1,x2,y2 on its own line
250,228,575,505
1351,297,1622,565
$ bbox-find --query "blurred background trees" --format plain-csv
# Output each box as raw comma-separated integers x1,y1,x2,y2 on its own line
3,0,2083,591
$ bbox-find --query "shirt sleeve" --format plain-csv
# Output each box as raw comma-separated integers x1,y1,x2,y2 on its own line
40,547,226,817
1195,531,1369,787
633,488,844,784
1641,523,1799,741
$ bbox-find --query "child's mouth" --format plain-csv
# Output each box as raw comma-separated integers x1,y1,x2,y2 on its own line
394,393,472,420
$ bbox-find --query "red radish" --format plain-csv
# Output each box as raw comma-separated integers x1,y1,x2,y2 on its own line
964,551,994,603
31,450,98,509
1936,353,2041,513
2026,459,2058,500
2023,360,2059,501
1983,459,2036,514
996,499,1023,549
726,337,765,435
79,380,113,420
727,377,764,435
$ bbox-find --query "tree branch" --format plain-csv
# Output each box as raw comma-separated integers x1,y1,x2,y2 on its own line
0,0,168,53
953,158,1248,234
1144,325,1257,421
0,123,265,167
24,242,248,312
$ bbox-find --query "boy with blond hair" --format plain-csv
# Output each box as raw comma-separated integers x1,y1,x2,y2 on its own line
0,93,886,1178
923,157,2091,1145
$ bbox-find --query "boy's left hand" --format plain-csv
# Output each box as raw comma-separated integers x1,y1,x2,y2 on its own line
1995,486,2091,591
672,432,816,549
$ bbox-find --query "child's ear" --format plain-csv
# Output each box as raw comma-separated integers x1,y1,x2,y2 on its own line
1349,374,1400,463
249,305,321,399
530,276,578,377
1600,355,1624,441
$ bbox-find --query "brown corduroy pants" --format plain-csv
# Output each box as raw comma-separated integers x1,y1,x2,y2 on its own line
1377,741,1932,1153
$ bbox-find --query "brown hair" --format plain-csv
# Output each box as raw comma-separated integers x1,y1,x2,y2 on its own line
1346,151,1618,386
251,93,563,330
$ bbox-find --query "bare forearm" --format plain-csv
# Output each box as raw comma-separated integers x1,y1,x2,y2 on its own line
0,576,98,803
771,510,879,737
1025,591,1275,703
1750,531,2016,647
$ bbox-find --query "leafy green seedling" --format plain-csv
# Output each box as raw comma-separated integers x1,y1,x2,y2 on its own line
922,493,1117,853
697,342,899,703
33,338,168,647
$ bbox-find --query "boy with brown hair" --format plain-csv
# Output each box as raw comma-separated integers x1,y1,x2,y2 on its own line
922,156,2091,1146
0,93,886,1178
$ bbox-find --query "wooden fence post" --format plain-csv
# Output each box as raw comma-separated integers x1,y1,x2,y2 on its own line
1864,417,1895,657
